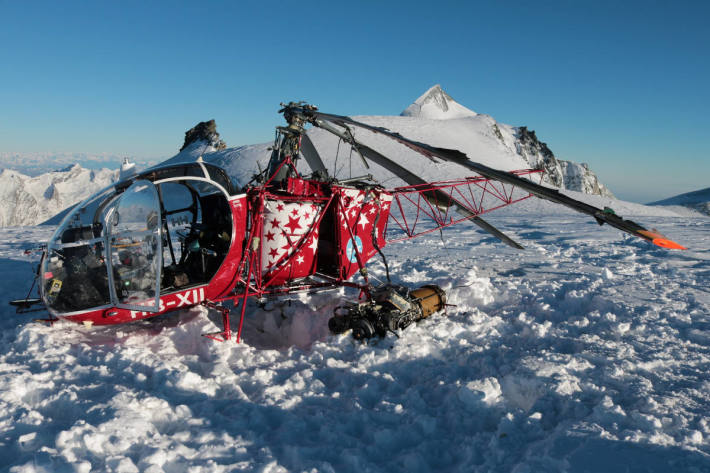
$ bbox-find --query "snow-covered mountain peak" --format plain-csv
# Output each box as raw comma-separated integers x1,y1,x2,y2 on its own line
57,163,81,173
401,84,477,119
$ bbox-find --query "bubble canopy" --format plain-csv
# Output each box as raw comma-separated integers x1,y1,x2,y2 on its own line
39,161,236,318
41,180,163,314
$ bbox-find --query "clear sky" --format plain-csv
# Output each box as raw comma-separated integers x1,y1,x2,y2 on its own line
1,0,708,202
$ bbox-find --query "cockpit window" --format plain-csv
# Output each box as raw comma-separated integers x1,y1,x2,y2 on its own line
41,180,163,314
51,185,117,245
107,180,162,312
159,180,231,291
41,173,234,316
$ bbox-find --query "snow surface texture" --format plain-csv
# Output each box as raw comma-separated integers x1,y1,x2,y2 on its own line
1,210,709,472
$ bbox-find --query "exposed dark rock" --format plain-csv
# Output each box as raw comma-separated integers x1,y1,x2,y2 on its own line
44,184,55,200
492,123,504,142
514,126,614,197
180,119,227,152
516,126,563,188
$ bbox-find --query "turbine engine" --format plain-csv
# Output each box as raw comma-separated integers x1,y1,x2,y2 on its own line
329,284,446,339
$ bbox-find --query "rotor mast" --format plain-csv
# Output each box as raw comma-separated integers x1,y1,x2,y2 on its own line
264,102,317,186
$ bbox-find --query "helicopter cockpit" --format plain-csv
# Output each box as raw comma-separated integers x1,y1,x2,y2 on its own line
40,163,235,317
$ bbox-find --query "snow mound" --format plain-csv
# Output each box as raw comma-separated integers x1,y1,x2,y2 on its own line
1,215,709,472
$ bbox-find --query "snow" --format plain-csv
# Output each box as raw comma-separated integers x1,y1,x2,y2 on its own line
0,165,118,226
187,112,618,202
0,86,649,229
1,209,709,472
1,87,708,470
650,187,710,217
401,84,478,120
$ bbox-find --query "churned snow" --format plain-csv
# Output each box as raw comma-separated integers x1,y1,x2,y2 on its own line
1,208,708,472
1,89,708,471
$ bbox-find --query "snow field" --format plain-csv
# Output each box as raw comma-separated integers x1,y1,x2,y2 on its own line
0,214,708,472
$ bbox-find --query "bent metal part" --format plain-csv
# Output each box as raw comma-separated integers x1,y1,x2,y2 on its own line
12,102,686,341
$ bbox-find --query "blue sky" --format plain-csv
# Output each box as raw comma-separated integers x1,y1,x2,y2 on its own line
1,0,707,202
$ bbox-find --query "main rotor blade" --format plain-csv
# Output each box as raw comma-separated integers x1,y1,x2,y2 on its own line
303,109,685,249
313,119,524,249
299,133,328,175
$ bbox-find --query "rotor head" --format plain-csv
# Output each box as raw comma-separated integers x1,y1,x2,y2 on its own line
279,102,318,131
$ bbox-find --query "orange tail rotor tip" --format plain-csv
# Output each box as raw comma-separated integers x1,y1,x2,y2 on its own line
638,229,687,250
652,237,687,250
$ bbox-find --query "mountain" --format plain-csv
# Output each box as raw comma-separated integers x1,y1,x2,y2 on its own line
0,86,660,227
401,84,478,119
175,86,615,204
649,187,710,216
0,151,158,176
401,85,614,198
0,165,117,226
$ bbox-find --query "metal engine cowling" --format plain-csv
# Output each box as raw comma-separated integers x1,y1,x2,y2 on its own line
329,284,447,339
410,285,447,319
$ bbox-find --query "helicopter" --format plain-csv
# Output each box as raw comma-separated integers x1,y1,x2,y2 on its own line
11,102,686,342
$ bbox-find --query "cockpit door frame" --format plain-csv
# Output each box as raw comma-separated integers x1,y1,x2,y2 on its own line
105,180,163,313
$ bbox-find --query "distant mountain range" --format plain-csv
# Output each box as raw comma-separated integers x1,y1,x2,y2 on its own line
649,187,710,216
171,85,617,198
0,151,157,177
0,165,117,227
1,85,703,227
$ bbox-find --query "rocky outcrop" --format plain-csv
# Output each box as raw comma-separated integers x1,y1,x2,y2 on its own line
514,126,614,198
559,161,614,197
515,126,564,188
180,119,226,152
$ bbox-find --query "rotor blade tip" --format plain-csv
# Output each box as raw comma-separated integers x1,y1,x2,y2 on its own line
651,238,687,250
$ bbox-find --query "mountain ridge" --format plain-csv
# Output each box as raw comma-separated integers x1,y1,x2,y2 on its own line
0,86,681,226
0,165,117,226
649,187,710,216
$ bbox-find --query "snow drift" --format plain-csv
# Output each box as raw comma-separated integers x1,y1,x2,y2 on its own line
0,212,708,471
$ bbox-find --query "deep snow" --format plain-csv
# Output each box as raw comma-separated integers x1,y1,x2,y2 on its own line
1,92,707,471
1,209,708,472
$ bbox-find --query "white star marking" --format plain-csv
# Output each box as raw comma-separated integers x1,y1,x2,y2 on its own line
358,213,370,229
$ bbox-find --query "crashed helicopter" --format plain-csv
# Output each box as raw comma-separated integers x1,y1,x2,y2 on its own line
12,102,686,341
